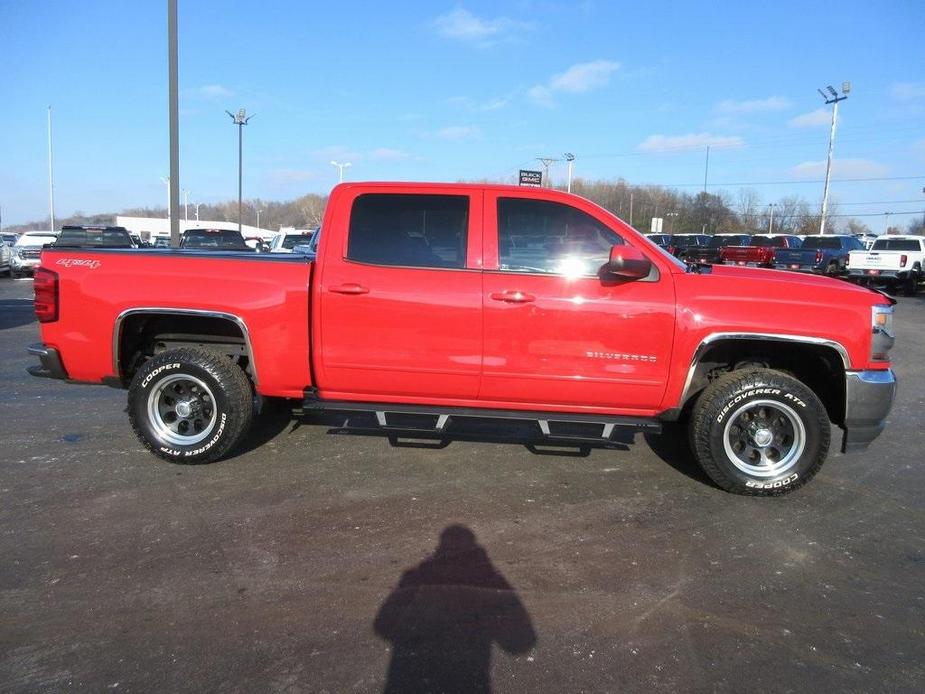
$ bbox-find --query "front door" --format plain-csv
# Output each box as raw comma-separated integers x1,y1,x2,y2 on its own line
480,194,676,411
317,189,483,400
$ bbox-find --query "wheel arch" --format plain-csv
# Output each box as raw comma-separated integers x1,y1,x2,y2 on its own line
676,333,849,425
113,308,257,385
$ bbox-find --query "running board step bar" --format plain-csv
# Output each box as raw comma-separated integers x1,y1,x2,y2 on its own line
301,394,661,440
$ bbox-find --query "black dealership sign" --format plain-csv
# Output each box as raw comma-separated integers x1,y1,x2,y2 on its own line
519,169,543,187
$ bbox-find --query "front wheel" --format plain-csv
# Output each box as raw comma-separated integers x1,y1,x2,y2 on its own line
690,369,830,495
128,347,254,464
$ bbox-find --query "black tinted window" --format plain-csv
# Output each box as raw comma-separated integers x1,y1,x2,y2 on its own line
57,229,133,248
497,198,623,276
871,238,921,251
801,236,841,249
347,194,468,269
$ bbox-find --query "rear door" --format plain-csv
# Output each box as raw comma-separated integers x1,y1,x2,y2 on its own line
480,192,676,411
316,188,483,400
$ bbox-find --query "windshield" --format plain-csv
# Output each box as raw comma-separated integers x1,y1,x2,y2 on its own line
282,233,313,249
181,230,248,249
801,236,841,249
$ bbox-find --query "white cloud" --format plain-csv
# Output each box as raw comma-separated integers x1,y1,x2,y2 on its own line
715,96,791,114
368,147,412,161
186,84,233,99
528,59,619,107
891,82,925,100
636,133,744,153
432,125,481,141
788,108,832,128
790,158,889,179
432,8,529,45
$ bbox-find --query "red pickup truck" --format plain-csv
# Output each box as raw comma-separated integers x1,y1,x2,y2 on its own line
28,182,897,495
720,234,803,268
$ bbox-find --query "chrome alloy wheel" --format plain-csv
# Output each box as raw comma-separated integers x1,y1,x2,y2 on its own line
722,399,806,478
146,374,218,446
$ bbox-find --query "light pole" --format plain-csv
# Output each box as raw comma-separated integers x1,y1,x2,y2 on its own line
194,202,202,222
564,152,575,193
768,203,777,234
183,189,190,221
885,211,892,233
226,108,254,234
817,82,850,235
256,207,264,229
330,160,351,183
160,177,171,219
47,106,56,231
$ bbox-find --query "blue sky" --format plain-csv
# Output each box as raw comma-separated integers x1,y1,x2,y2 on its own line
2,0,924,230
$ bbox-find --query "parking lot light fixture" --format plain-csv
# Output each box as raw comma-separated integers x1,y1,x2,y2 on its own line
817,82,849,235
226,108,254,234
331,160,351,183
564,153,575,193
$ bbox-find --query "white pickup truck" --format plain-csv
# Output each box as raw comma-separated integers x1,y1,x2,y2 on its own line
847,235,925,295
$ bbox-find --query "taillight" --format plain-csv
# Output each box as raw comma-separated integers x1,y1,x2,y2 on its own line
815,250,823,263
33,267,59,323
900,254,908,268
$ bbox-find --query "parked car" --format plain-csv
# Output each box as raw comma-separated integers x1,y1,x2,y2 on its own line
269,229,316,253
179,228,253,251
773,234,865,275
721,235,803,268
2,232,19,246
684,234,753,265
847,235,925,295
243,236,270,252
54,225,135,249
152,237,171,248
10,231,58,278
0,235,11,276
28,182,896,496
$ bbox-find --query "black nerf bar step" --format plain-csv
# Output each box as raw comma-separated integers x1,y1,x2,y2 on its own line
301,389,661,441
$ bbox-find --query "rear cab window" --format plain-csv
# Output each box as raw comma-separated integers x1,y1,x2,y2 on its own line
871,238,922,251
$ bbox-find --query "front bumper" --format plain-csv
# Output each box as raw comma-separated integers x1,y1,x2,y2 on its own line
11,256,41,272
27,343,68,380
842,369,896,453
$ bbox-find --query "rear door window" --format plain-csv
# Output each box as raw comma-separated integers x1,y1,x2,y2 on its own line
347,194,468,269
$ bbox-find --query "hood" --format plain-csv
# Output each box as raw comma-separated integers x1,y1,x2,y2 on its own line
689,263,893,305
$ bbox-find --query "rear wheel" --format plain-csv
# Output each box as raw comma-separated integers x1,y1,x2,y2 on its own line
826,260,839,276
903,269,920,296
128,347,254,464
690,369,830,495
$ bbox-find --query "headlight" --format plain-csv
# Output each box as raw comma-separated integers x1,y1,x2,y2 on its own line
871,304,894,362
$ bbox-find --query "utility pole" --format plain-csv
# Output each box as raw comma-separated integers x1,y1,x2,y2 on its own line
818,82,850,235
537,157,560,188
194,202,202,222
703,145,710,194
256,207,264,228
629,192,634,227
563,152,575,193
167,0,180,247
227,108,254,235
768,203,777,234
183,189,190,221
47,106,56,231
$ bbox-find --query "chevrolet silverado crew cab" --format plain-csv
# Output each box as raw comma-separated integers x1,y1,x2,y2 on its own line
27,183,897,496
847,235,924,296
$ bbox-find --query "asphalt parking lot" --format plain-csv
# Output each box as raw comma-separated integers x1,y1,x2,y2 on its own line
1,276,923,693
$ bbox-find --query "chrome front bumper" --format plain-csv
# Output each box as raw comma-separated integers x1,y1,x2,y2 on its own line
842,369,897,453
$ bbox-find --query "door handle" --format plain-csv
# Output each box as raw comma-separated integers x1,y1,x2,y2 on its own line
490,291,535,303
329,283,369,295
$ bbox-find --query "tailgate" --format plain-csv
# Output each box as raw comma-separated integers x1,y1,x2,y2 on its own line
850,251,902,271
774,249,810,265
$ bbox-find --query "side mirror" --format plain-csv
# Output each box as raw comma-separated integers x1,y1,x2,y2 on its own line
601,244,652,281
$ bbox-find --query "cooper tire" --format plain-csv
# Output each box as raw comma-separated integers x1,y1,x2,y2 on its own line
128,347,254,464
690,368,830,496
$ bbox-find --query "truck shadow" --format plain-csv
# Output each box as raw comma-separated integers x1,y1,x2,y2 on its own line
373,524,537,694
0,298,38,330
643,423,717,488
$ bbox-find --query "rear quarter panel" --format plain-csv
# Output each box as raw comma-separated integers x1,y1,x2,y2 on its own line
39,249,312,398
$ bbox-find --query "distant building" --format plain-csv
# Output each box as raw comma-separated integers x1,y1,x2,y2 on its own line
114,216,276,242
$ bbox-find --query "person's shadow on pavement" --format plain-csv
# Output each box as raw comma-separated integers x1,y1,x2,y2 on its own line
373,525,537,694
